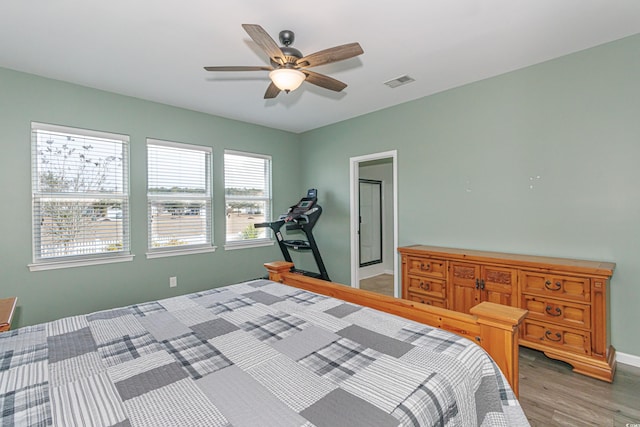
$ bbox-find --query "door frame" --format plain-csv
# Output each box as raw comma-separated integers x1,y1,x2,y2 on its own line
349,150,398,297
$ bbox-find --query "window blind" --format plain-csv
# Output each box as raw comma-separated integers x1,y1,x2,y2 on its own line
147,139,212,251
224,150,272,243
31,122,130,262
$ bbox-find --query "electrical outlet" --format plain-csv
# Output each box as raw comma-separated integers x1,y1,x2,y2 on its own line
169,276,177,288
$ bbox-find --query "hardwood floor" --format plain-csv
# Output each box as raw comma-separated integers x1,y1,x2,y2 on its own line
519,347,640,426
360,274,640,425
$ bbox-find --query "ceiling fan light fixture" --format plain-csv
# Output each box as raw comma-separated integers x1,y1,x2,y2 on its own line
269,68,305,93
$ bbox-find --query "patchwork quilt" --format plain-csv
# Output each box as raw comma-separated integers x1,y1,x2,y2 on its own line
0,279,529,426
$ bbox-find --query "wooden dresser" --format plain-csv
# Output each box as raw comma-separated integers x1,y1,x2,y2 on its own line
0,297,18,332
399,245,616,382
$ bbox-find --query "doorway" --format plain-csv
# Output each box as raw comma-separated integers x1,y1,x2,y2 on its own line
350,150,398,298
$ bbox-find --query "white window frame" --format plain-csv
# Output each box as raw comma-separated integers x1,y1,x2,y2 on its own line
224,150,273,250
29,122,132,271
146,138,215,259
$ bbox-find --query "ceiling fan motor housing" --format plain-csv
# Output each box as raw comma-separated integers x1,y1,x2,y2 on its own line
279,30,295,46
271,47,302,68
266,30,301,68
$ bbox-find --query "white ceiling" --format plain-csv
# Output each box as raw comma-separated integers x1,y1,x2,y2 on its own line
1,1,639,134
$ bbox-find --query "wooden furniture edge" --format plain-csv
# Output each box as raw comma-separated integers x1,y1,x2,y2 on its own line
0,297,18,332
264,261,528,397
522,341,616,382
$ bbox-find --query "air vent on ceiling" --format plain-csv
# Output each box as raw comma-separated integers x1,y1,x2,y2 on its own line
384,75,415,88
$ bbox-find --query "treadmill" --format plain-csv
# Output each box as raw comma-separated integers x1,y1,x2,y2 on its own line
255,189,330,281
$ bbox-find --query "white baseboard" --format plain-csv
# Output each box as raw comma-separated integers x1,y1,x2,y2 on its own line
358,272,377,281
617,351,640,368
359,263,392,280
359,269,394,281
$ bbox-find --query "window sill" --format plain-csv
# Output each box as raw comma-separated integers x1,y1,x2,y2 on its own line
28,254,135,272
146,246,217,259
224,240,275,251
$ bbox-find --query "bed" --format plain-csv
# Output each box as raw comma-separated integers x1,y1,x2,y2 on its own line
0,261,529,426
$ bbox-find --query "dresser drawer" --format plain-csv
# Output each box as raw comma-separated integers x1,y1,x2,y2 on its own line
406,276,446,299
521,295,591,330
406,256,446,279
520,271,590,302
521,319,591,355
407,293,447,309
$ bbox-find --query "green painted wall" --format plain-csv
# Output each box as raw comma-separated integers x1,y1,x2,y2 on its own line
3,34,639,359
0,67,299,328
299,34,640,357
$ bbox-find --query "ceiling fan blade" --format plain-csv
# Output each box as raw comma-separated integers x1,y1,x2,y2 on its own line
264,82,281,99
204,66,273,72
296,42,363,68
302,70,347,92
242,24,286,65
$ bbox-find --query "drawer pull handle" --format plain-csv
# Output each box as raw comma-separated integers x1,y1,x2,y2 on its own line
544,280,562,291
545,305,562,317
544,330,562,342
475,278,480,289
421,262,431,271
419,281,430,291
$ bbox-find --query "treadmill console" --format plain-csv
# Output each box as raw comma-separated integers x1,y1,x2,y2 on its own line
284,189,318,222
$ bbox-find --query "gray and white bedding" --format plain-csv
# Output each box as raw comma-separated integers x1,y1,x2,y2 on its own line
0,279,529,426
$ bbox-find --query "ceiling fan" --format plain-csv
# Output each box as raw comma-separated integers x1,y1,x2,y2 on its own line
204,24,364,99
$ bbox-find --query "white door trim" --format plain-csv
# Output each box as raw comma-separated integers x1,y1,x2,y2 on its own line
350,150,398,297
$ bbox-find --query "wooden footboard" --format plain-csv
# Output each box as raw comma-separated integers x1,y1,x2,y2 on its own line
265,261,528,397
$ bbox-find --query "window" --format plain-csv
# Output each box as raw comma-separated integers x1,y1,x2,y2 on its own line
147,139,213,257
30,122,130,270
224,150,272,247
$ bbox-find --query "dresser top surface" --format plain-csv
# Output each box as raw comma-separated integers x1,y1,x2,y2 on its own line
399,245,615,277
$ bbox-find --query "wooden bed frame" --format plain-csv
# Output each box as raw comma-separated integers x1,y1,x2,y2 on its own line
265,261,528,397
